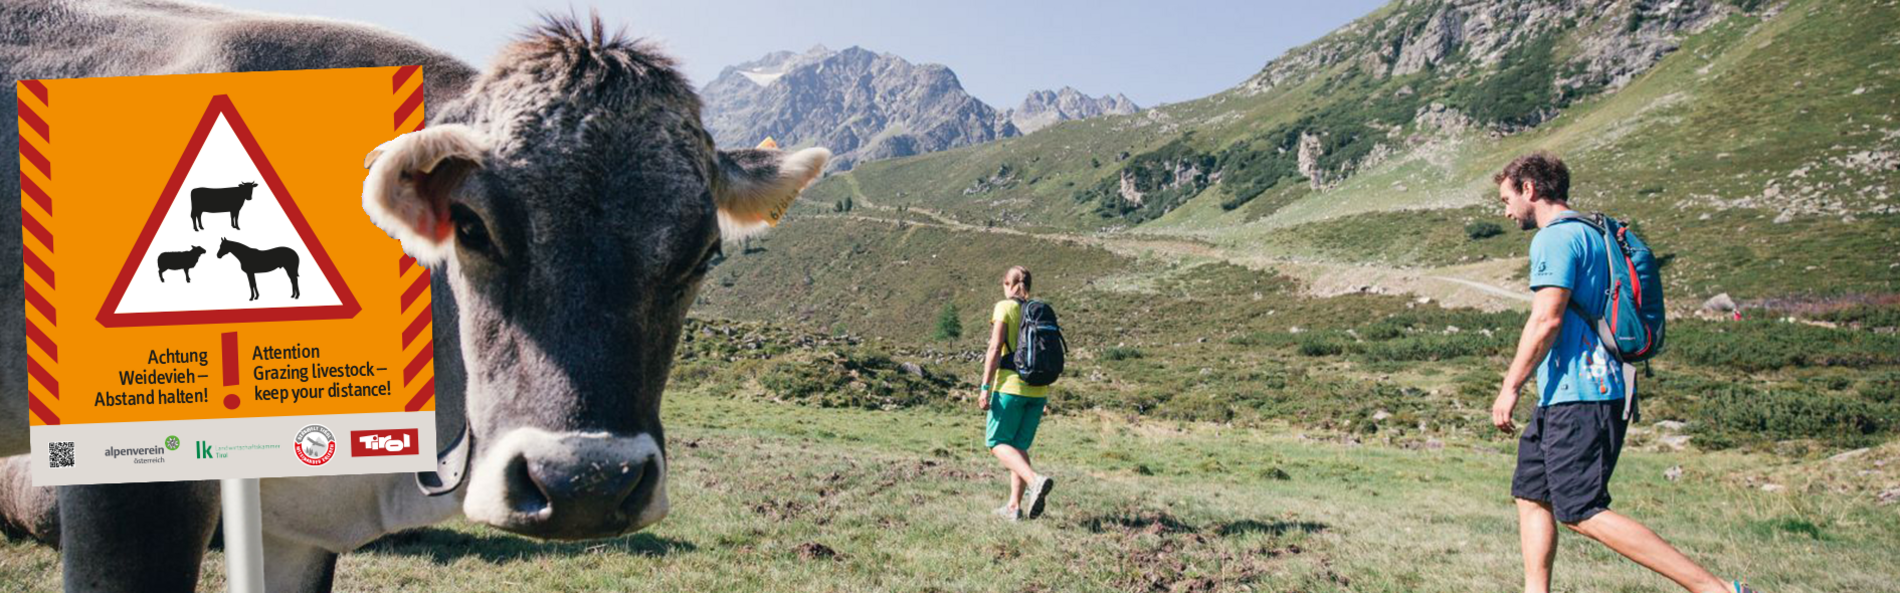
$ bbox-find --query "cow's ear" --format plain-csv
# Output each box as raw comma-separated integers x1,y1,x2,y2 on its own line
363,125,486,266
712,146,830,240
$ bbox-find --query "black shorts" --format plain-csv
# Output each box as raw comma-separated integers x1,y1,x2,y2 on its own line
1511,400,1629,524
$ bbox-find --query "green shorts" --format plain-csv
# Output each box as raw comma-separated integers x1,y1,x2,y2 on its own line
985,392,1046,450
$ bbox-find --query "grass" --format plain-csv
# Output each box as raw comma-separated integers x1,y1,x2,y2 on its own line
8,384,1896,592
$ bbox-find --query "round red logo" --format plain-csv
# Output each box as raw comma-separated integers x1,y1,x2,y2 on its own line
294,424,335,466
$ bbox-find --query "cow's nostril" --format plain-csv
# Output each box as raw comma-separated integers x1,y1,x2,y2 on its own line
501,453,549,516
619,454,666,522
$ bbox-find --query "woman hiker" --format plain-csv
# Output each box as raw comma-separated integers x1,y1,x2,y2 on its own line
978,265,1055,521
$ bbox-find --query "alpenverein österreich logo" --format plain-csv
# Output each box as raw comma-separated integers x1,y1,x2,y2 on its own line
294,424,335,466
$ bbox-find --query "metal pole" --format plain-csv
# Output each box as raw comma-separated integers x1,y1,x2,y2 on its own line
220,478,265,593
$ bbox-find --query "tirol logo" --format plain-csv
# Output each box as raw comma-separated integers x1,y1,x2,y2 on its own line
294,424,336,466
350,429,419,458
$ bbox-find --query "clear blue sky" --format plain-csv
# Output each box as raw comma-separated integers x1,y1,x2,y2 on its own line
213,0,1387,108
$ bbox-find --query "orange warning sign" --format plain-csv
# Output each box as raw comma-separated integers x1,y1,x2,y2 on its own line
22,67,436,485
95,94,361,327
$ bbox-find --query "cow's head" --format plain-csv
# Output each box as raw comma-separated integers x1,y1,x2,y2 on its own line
360,16,826,540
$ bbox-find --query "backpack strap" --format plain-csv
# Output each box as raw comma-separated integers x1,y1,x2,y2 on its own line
1550,211,1639,415
1549,210,1605,233
998,298,1025,370
1548,212,1617,351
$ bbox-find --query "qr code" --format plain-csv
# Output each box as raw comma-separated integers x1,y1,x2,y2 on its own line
48,441,74,468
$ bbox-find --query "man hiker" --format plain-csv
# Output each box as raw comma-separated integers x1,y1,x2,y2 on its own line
1489,152,1757,593
977,265,1054,521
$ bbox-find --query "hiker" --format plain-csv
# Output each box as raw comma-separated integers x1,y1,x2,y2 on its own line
1489,152,1756,593
977,265,1055,521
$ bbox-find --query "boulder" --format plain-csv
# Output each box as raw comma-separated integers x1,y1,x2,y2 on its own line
1702,293,1737,312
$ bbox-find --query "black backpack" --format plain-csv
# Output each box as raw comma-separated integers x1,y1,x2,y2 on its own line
1001,298,1065,386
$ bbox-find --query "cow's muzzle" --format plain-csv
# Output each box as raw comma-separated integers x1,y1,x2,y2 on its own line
462,428,667,540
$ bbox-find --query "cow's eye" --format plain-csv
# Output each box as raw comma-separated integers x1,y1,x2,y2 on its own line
449,204,494,256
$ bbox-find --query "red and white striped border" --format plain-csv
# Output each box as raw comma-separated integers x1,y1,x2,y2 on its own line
18,79,57,425
394,67,434,412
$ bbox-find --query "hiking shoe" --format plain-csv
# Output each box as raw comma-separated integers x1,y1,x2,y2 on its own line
993,505,1020,522
1732,581,1760,593
1025,475,1055,519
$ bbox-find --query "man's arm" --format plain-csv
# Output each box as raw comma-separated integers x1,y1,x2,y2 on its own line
1492,286,1571,432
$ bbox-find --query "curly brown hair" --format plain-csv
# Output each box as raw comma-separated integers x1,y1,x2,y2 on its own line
1493,152,1570,203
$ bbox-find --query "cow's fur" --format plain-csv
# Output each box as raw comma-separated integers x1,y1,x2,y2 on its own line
0,2,825,592
358,15,826,542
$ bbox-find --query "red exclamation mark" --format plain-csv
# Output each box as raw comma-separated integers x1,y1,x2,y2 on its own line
222,331,240,410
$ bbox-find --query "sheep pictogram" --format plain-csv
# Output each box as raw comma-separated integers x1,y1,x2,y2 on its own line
156,246,206,283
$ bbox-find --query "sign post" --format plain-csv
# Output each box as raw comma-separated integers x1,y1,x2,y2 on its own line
18,67,440,588
221,478,266,593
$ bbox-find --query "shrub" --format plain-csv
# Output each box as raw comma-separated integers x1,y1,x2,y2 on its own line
758,349,962,410
1296,333,1349,357
1813,304,1900,329
1693,385,1896,450
1465,221,1504,240
1103,346,1145,361
1670,320,1900,372
1158,391,1235,423
1358,334,1508,362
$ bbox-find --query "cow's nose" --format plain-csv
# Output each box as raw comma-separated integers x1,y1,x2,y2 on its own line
464,429,668,540
521,447,658,531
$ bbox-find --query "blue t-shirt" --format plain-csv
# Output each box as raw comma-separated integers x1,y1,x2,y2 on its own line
1527,212,1628,407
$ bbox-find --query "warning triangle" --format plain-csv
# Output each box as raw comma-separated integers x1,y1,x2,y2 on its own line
96,95,360,327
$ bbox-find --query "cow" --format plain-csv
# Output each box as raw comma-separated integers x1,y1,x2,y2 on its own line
189,181,258,231
0,2,830,591
156,245,206,283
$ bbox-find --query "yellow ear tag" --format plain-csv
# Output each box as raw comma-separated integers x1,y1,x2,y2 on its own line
759,137,792,225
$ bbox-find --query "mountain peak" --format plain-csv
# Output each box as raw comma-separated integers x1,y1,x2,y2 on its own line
701,46,1017,170
1009,87,1140,134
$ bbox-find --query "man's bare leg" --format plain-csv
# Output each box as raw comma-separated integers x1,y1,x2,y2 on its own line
1567,510,1730,593
1517,498,1558,593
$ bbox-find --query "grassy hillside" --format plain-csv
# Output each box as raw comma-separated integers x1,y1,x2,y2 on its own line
700,231,1900,452
794,0,1900,304
697,217,1130,341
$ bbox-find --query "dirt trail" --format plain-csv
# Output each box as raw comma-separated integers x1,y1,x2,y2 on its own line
821,175,1530,311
